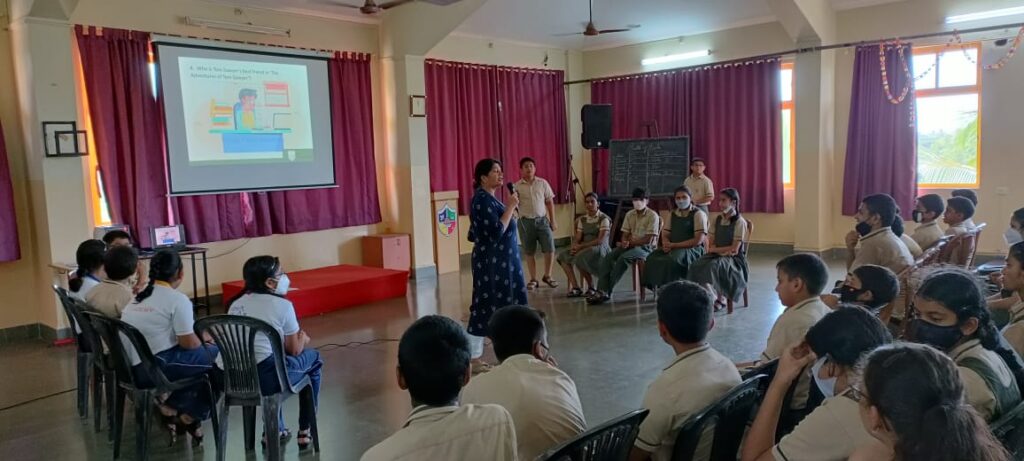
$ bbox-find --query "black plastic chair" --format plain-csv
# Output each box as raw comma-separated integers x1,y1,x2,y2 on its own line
83,311,219,460
671,375,767,461
537,408,649,461
741,358,819,441
194,315,320,461
54,285,116,439
992,401,1024,458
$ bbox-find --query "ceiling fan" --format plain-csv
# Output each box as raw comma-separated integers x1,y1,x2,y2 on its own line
323,0,460,15
556,0,640,37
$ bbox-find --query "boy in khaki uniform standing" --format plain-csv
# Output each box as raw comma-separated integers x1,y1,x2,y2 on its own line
515,157,559,290
682,158,714,214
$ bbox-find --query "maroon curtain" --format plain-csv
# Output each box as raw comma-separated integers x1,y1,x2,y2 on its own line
0,119,20,262
75,25,168,248
497,67,570,202
425,59,500,214
843,44,917,216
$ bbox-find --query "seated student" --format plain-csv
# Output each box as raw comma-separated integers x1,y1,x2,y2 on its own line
944,196,976,237
850,343,1011,461
86,245,138,318
990,208,1024,312
361,315,516,461
737,254,831,410
69,239,106,302
226,256,322,450
557,192,611,298
822,264,899,315
461,305,586,460
120,250,218,443
894,218,922,258
642,186,708,289
1000,242,1024,357
588,188,660,305
911,193,946,250
630,280,741,461
688,188,748,308
845,194,913,276
102,229,148,294
741,306,893,461
906,267,1024,421
952,188,980,230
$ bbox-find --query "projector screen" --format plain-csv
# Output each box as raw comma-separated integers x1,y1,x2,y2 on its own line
155,42,336,195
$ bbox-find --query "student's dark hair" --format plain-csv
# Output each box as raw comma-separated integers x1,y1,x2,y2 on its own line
656,280,713,343
862,194,899,229
473,158,501,189
860,343,1010,461
398,315,470,407
488,305,546,361
584,192,599,202
892,217,906,237
918,194,945,216
776,253,830,296
70,240,106,293
519,157,536,168
1010,242,1024,271
101,230,132,246
135,250,182,303
947,196,976,220
631,187,649,200
916,267,1024,390
851,264,900,309
103,245,139,282
952,189,979,206
806,305,892,367
690,157,706,166
227,256,284,308
720,187,741,223
1013,207,1024,227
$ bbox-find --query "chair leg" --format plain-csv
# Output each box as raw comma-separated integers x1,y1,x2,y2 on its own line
134,390,153,461
743,288,749,307
216,401,229,461
727,297,734,315
205,381,220,449
243,406,256,452
76,352,89,419
106,371,116,443
92,365,103,431
301,386,320,453
113,388,126,459
263,395,282,461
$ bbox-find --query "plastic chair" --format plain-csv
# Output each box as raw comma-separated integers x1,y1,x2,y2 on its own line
726,219,753,314
938,223,986,269
991,401,1024,458
741,359,817,442
537,408,650,461
54,286,116,439
194,315,320,461
671,374,768,461
83,311,219,461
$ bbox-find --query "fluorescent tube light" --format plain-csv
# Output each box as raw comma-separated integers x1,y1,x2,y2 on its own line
641,50,711,66
184,17,291,37
946,6,1024,24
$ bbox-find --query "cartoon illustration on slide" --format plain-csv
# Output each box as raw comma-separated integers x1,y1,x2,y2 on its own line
233,88,259,130
208,83,295,155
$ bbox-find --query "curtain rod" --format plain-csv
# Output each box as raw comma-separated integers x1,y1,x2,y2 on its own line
565,21,1024,86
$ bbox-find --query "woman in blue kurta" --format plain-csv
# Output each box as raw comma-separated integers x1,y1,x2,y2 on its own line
467,158,528,368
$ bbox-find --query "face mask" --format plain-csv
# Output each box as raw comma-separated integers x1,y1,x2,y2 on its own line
275,274,291,295
840,285,868,303
906,318,963,351
676,199,691,210
1005,227,1024,246
912,210,923,223
722,205,734,215
633,200,646,211
811,356,837,399
855,221,872,237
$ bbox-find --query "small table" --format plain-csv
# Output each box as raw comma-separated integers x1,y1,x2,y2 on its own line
139,247,211,315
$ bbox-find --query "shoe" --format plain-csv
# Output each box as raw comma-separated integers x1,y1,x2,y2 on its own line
542,276,559,288
567,288,583,298
586,293,610,305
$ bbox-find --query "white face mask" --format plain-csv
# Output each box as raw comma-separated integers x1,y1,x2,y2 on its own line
632,200,647,211
275,274,291,295
811,356,837,399
721,205,734,215
1005,227,1024,246
676,199,691,210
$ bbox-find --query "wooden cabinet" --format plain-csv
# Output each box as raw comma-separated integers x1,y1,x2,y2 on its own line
362,234,411,271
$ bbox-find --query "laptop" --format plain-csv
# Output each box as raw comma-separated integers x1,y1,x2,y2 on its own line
150,224,187,250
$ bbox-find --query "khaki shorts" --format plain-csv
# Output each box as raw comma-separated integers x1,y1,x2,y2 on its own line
519,217,555,255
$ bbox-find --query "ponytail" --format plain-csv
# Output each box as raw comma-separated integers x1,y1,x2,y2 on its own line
70,240,106,293
892,216,905,237
136,250,182,303
226,255,284,309
903,403,1006,461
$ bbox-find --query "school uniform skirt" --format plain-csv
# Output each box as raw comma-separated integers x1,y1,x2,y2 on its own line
642,246,705,287
688,254,748,302
557,243,610,275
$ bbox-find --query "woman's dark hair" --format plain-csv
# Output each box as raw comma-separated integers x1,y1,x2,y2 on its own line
720,188,741,223
806,305,892,367
1012,207,1024,227
227,255,283,308
917,267,1024,389
135,250,183,303
70,240,107,293
862,194,899,229
584,192,599,202
473,158,501,189
860,343,1010,461
673,186,693,209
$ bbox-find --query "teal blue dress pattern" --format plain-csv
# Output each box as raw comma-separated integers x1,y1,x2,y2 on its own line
467,188,528,336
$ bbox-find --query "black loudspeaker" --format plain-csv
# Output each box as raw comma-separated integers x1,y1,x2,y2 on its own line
581,104,612,149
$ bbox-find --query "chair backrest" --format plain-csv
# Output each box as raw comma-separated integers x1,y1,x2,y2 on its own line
739,219,754,257
54,285,97,349
992,402,1024,458
938,223,986,268
538,409,650,461
672,375,768,461
194,314,292,400
82,311,171,390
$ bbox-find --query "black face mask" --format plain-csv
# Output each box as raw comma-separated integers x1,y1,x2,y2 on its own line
855,221,872,237
840,285,868,303
906,318,963,351
912,210,923,223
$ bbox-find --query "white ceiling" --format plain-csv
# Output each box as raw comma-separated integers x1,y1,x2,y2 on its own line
203,0,906,50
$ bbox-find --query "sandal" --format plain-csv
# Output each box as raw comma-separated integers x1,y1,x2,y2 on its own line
586,292,611,305
297,428,314,451
584,289,597,298
542,276,559,288
178,419,204,447
261,429,293,450
527,280,540,290
567,288,583,298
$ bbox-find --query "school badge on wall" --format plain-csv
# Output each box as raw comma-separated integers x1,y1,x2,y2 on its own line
437,204,457,237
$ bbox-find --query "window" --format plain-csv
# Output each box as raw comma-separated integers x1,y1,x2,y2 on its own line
781,62,795,188
913,43,981,188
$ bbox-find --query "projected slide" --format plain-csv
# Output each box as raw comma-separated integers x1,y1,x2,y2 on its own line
179,57,314,165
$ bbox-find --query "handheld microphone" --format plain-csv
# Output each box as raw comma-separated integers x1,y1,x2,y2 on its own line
507,183,516,195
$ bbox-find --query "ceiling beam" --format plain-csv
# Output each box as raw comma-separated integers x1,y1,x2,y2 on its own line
765,0,837,44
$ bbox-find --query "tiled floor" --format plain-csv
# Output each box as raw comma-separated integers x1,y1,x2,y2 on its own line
0,250,847,460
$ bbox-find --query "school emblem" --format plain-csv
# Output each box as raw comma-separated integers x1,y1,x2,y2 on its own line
437,204,457,237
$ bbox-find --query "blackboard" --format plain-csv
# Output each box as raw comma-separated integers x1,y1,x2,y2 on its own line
608,137,690,199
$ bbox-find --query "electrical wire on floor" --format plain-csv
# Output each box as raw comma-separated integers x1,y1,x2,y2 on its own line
314,338,398,352
0,388,77,413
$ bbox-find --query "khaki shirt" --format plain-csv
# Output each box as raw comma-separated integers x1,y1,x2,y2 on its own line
946,222,972,237
85,279,135,318
636,345,742,461
576,212,611,233
850,228,913,275
683,175,715,205
900,234,923,258
461,354,586,460
663,208,709,235
360,404,517,461
952,339,1021,422
911,220,945,250
772,389,874,461
761,297,831,409
1002,301,1024,359
514,177,555,219
622,208,662,242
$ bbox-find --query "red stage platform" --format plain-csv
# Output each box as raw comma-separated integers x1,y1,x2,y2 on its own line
221,264,408,319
